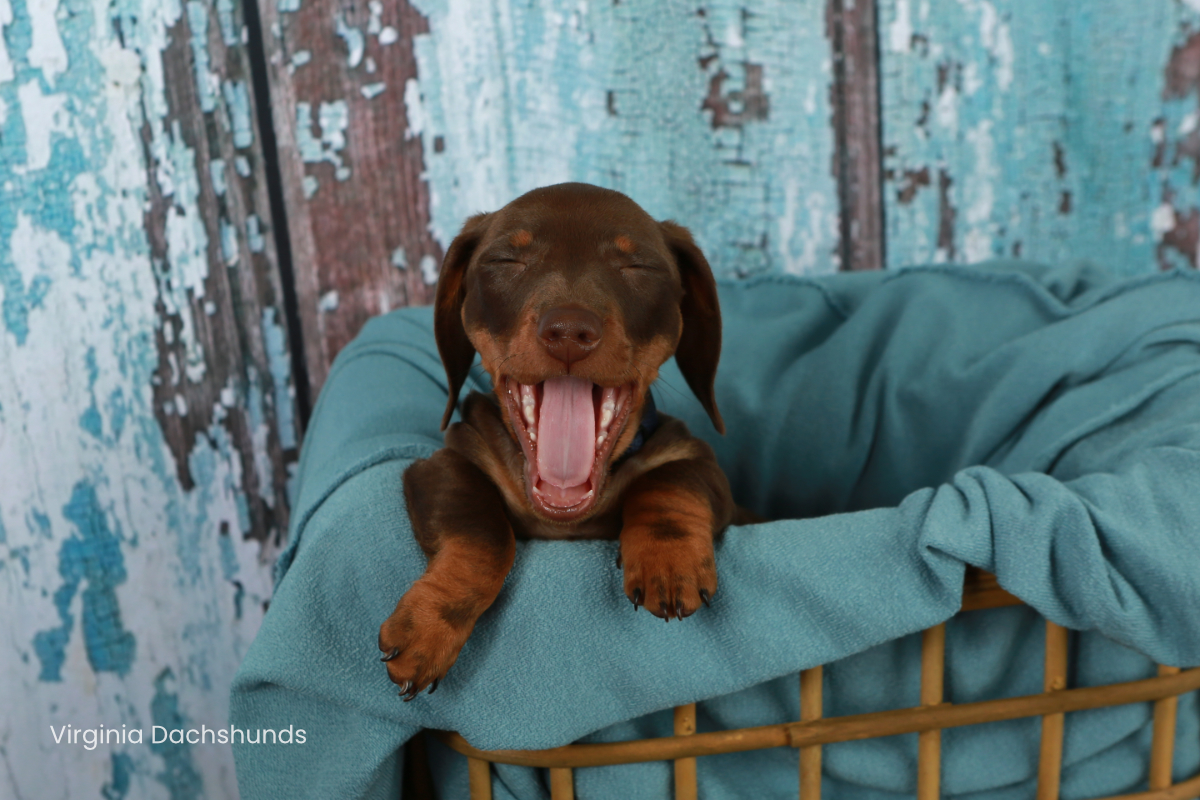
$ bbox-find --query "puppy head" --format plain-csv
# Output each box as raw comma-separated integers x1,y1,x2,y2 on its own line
434,183,722,522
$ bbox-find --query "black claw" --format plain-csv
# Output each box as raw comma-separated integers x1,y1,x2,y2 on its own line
397,681,412,697
632,588,643,611
616,551,622,568
676,600,685,619
381,647,401,662
661,603,670,621
429,679,440,695
699,589,711,608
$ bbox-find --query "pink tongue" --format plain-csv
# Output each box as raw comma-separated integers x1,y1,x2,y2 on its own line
537,376,595,488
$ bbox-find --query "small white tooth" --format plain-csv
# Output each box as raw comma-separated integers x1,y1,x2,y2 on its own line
530,431,536,442
596,432,606,446
599,407,613,430
521,383,537,427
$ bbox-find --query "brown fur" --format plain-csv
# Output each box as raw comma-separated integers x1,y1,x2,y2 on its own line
380,183,739,696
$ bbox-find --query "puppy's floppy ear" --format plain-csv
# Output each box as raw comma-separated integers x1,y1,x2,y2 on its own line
659,220,725,434
435,212,494,430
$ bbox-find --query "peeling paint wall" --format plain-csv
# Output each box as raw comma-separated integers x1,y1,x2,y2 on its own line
264,0,844,398
879,0,1200,274
0,1,296,798
409,0,839,277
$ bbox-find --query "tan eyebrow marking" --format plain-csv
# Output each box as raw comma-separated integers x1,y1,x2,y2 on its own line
509,229,534,248
615,234,636,254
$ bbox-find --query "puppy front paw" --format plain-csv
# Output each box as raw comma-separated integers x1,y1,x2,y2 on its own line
378,581,476,700
620,532,717,621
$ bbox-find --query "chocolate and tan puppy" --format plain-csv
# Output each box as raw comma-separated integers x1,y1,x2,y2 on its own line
379,183,741,699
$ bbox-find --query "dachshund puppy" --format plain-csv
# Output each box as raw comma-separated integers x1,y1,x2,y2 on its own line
379,183,737,699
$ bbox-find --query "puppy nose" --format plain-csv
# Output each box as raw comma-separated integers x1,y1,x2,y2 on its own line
537,306,603,365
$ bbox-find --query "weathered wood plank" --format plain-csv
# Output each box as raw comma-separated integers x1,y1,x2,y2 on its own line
829,0,886,271
878,0,1200,274
0,1,297,797
263,0,844,397
149,0,299,544
258,0,442,394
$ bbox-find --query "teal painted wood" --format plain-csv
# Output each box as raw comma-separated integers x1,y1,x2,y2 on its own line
0,1,296,798
878,0,1200,274
263,0,844,398
412,0,841,279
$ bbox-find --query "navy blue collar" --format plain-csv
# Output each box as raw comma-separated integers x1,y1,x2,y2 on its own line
618,392,658,461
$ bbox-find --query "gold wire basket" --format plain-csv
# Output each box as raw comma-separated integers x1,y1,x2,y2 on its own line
434,568,1200,800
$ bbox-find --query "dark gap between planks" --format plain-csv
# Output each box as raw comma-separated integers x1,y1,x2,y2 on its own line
243,0,314,430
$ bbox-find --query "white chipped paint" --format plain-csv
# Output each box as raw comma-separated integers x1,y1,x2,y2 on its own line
972,1,1013,92
252,422,274,509
361,81,386,99
419,254,438,285
10,211,69,297
336,14,365,68
296,100,349,174
246,214,265,252
187,1,218,113
164,121,212,300
791,191,838,274
403,77,425,138
379,26,399,45
210,158,227,195
318,289,339,311
1151,203,1176,240
935,81,959,133
962,60,982,97
1180,111,1199,137
961,120,996,262
27,0,68,85
890,0,914,52
16,80,68,173
220,218,239,264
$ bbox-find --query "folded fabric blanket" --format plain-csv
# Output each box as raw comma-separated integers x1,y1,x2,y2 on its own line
231,261,1200,800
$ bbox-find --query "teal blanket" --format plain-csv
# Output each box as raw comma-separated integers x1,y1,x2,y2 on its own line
231,262,1200,799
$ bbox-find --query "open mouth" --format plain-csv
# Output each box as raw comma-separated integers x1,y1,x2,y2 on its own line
503,376,635,520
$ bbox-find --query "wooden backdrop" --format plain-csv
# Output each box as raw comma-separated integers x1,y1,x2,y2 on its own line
1,1,1198,797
